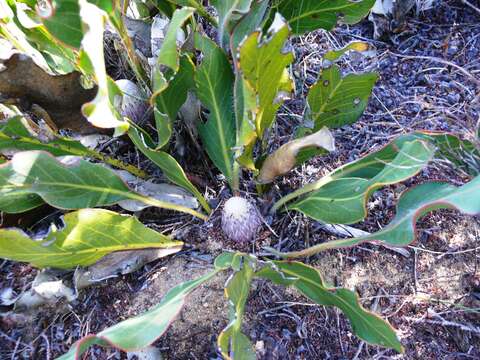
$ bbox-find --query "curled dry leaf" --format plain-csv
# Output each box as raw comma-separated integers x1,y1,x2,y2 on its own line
14,270,76,310
74,248,181,289
257,127,335,184
115,170,199,211
0,54,98,133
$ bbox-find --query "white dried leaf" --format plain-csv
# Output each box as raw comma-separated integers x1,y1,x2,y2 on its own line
115,170,199,211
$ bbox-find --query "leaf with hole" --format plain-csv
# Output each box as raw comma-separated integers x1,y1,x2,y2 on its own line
0,208,182,269
305,65,377,131
273,0,376,35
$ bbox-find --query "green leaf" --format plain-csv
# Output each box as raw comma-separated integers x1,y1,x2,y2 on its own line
0,208,182,269
218,256,256,360
273,132,454,212
156,7,194,72
306,65,377,130
165,0,215,25
238,14,294,138
194,34,236,187
236,14,294,170
153,55,196,148
0,116,90,156
269,175,480,258
128,126,211,213
0,150,207,219
273,0,376,35
57,270,218,360
230,0,269,55
211,0,252,48
257,261,403,352
288,140,435,224
40,0,83,48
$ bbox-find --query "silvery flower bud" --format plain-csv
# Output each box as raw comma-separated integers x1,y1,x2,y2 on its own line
221,197,262,243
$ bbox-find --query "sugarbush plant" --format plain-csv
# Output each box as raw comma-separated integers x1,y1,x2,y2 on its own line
0,0,479,359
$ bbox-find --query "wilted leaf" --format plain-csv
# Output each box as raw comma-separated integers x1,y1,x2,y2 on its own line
74,248,181,289
287,140,434,224
257,261,403,352
78,1,127,130
0,208,182,269
218,256,256,360
0,150,207,218
57,270,218,360
269,175,480,258
194,34,236,187
305,65,378,130
128,126,211,213
14,270,76,309
115,170,198,211
258,127,335,184
273,0,376,35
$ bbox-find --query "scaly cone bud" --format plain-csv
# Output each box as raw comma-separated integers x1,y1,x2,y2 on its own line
221,197,262,243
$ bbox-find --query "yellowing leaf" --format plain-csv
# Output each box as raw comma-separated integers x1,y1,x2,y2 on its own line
0,209,182,269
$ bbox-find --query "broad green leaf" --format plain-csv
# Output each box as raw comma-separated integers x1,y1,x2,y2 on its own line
57,270,218,360
230,0,269,54
288,140,435,224
238,13,294,138
218,256,256,360
128,126,211,213
269,175,480,258
0,150,207,219
306,65,377,130
39,0,83,48
211,0,252,48
194,34,236,187
257,261,403,352
0,208,182,269
0,116,90,156
273,0,376,35
153,55,195,148
273,131,457,212
156,7,194,72
236,14,294,169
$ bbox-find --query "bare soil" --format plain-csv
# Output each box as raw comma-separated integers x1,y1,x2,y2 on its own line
1,1,480,359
